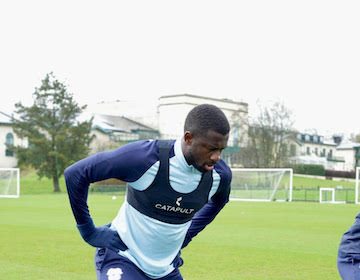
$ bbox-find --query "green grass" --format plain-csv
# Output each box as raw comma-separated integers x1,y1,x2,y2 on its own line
230,173,357,203
19,169,66,194
18,168,356,195
1,170,357,279
0,193,357,279
293,175,354,189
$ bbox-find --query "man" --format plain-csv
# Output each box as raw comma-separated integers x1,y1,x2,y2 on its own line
338,217,360,279
65,103,232,280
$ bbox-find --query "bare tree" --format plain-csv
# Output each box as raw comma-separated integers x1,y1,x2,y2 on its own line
240,101,295,168
350,133,360,143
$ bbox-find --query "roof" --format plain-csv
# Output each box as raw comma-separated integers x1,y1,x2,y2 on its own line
296,132,337,146
93,114,158,134
0,111,12,125
336,141,360,150
159,93,248,107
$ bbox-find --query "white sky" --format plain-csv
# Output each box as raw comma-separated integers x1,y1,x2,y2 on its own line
1,0,359,137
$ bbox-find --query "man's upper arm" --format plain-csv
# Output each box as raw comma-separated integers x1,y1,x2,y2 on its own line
65,140,159,184
64,140,159,224
211,161,232,206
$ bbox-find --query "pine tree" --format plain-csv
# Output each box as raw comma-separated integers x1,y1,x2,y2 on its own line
12,73,93,192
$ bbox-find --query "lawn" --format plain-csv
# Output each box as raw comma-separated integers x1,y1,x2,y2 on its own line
0,192,357,279
1,170,357,279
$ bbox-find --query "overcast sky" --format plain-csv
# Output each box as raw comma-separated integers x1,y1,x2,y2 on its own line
1,0,359,137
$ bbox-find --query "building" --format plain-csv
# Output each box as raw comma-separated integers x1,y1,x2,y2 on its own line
86,94,249,148
0,112,27,168
158,94,248,147
295,133,337,158
85,94,248,165
4,93,357,171
86,99,159,130
335,141,360,171
289,132,360,171
90,113,160,153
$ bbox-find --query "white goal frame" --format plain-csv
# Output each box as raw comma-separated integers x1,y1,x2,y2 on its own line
0,168,20,198
319,187,335,203
319,187,345,204
356,167,360,204
230,168,293,202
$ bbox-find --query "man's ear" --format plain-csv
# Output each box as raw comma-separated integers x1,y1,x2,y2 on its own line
183,131,193,145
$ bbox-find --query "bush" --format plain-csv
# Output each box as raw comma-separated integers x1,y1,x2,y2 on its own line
325,169,356,179
292,164,325,176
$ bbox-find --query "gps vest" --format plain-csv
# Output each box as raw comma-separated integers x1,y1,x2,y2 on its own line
127,140,213,224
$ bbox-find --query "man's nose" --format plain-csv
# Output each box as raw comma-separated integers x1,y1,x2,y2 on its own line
210,151,221,162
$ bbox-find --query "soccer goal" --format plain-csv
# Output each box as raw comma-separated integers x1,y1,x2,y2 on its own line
230,168,293,202
319,187,346,204
0,168,20,198
319,188,335,203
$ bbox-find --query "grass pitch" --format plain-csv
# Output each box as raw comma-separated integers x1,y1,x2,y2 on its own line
0,193,357,279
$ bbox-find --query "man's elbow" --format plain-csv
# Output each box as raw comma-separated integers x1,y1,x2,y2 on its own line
64,166,74,181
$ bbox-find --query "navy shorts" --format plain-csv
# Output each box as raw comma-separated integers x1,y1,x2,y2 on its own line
95,248,184,280
338,259,360,280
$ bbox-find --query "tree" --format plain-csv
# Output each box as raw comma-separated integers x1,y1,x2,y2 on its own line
239,101,295,168
351,133,360,143
11,73,93,192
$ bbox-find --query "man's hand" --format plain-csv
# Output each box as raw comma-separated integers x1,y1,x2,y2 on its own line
77,220,128,252
172,251,184,268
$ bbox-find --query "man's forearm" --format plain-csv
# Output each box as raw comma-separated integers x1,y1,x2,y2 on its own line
65,165,92,225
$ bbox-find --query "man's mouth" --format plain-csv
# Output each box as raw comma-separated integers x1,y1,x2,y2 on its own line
204,164,214,171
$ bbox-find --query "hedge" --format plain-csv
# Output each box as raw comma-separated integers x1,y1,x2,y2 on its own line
291,164,325,176
324,169,356,179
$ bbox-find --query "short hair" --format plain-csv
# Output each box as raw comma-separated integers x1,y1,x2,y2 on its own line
184,104,230,136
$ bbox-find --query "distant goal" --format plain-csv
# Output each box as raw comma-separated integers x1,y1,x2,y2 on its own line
0,168,20,198
319,187,345,204
230,168,293,202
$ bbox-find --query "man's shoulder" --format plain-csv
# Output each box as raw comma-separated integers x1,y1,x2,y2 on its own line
120,139,175,153
115,139,176,178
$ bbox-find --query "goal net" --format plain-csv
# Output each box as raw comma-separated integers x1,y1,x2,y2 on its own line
230,168,293,202
0,168,20,198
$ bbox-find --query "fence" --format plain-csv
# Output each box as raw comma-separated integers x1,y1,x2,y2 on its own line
292,186,354,203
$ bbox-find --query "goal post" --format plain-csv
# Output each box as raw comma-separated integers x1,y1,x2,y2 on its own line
319,188,335,203
356,167,360,204
319,187,346,204
0,168,20,198
230,168,293,202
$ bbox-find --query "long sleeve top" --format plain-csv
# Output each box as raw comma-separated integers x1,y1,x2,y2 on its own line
65,139,232,278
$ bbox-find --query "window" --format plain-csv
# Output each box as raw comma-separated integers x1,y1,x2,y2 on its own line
5,133,14,157
315,147,318,155
306,146,310,155
321,148,326,157
328,149,333,159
